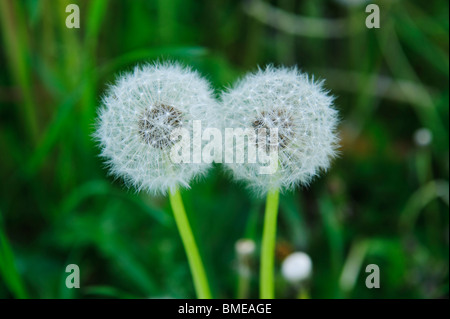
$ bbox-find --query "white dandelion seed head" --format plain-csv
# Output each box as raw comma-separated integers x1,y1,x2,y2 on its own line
281,252,313,283
221,66,339,196
94,62,219,195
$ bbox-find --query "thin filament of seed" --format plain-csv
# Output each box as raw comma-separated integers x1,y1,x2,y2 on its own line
252,109,296,151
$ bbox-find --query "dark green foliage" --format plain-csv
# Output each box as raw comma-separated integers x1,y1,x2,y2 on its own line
0,0,448,298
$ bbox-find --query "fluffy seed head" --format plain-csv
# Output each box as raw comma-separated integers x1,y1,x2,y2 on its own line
221,66,339,195
281,252,313,283
95,62,218,194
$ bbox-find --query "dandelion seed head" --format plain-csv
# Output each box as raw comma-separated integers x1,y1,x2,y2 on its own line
95,62,219,194
221,66,339,196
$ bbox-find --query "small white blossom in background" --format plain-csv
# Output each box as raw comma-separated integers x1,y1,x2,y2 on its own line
413,128,433,147
235,239,256,257
221,66,339,196
281,252,313,283
95,62,219,194
235,239,256,279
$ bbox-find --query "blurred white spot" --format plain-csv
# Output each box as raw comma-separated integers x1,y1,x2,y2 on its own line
281,252,312,283
414,128,433,147
235,239,256,257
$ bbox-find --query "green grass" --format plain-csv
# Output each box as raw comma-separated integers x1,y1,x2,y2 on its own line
0,0,448,299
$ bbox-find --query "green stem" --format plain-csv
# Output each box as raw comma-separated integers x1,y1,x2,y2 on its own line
169,188,212,299
260,189,280,299
236,271,251,299
296,287,310,299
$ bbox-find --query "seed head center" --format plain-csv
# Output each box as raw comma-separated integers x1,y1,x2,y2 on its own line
138,104,183,149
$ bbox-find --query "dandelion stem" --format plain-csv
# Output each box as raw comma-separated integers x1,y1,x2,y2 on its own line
169,188,212,299
260,188,280,299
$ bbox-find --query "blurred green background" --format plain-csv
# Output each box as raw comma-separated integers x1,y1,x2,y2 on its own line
0,0,448,299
